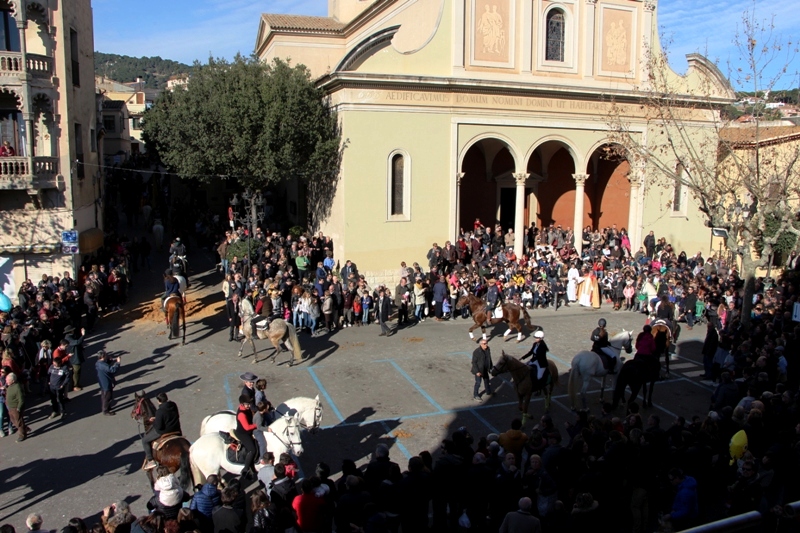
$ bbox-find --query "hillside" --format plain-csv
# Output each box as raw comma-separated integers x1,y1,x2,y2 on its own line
94,52,192,90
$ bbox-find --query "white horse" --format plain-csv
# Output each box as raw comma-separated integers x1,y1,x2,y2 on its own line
190,413,303,483
568,330,633,410
199,396,323,435
152,219,164,250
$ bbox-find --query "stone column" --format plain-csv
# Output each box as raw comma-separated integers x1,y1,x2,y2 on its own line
572,173,589,236
455,172,465,237
513,173,529,257
17,19,34,160
628,161,646,249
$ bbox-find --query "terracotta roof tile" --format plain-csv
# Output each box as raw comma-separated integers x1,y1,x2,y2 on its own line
720,125,800,146
262,14,345,33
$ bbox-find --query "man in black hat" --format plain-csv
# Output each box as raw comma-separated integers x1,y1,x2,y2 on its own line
240,372,258,412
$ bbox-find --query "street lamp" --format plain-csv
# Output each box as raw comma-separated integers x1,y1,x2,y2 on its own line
229,188,266,264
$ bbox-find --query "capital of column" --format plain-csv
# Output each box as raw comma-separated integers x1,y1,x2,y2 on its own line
456,172,465,186
513,173,529,186
586,0,598,4
572,173,589,187
644,0,657,13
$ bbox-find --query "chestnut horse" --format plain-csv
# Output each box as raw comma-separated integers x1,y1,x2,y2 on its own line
650,319,676,377
164,295,186,345
456,293,533,342
491,351,560,423
131,391,193,491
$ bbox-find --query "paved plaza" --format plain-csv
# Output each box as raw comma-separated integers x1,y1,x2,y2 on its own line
0,249,715,528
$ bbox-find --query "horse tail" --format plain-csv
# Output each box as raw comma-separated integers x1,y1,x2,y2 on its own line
287,323,302,363
171,303,180,337
522,306,532,328
568,361,579,408
179,446,193,492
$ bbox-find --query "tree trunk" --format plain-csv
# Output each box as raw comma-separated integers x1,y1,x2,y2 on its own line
739,254,757,330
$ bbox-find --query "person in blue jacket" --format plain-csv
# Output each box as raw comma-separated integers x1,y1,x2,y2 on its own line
664,467,699,530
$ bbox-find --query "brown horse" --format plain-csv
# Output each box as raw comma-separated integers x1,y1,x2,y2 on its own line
650,319,675,376
164,295,186,345
491,351,560,424
131,391,193,491
456,293,533,342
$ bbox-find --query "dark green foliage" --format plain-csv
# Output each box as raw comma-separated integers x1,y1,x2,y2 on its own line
756,213,799,258
95,52,192,89
226,238,259,263
142,55,342,227
288,226,305,238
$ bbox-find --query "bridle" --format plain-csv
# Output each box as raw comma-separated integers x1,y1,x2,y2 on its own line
269,417,303,452
607,331,633,353
273,401,323,433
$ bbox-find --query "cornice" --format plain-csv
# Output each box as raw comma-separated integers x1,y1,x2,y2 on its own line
317,72,734,108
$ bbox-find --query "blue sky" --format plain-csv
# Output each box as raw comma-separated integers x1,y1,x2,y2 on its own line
93,0,799,89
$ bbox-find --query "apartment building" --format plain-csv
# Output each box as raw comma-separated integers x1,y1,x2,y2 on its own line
0,0,101,299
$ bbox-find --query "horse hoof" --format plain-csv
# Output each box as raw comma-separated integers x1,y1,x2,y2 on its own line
252,359,258,365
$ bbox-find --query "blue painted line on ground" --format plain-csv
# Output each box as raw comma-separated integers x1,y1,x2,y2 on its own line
469,408,499,433
307,367,345,423
386,360,446,413
380,421,412,459
223,373,236,411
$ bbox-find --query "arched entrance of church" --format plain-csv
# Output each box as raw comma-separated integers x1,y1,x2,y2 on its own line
458,138,517,233
527,140,579,229
585,144,630,230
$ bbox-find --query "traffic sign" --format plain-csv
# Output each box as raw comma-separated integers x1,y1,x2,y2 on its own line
61,230,78,244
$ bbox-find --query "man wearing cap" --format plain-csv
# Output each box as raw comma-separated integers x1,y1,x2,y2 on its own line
521,330,550,390
591,318,615,373
472,338,493,401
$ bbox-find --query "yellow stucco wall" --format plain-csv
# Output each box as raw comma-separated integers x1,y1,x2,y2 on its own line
324,109,452,283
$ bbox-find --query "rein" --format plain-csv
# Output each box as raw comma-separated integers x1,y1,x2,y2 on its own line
269,419,302,450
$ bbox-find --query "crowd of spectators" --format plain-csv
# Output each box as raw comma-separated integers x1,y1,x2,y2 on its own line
5,214,800,532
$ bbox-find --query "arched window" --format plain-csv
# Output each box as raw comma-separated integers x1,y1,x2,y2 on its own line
545,9,565,62
391,154,404,216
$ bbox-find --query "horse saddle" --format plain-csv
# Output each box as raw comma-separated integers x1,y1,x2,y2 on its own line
255,318,272,330
163,294,181,310
153,432,183,452
218,431,247,464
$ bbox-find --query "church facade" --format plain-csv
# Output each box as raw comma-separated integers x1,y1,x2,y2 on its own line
256,0,733,285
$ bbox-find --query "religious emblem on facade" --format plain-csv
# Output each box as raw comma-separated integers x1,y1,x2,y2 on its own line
477,5,505,54
472,0,511,64
605,20,627,66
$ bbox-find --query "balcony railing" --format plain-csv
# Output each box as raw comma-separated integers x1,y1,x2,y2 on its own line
0,51,53,81
0,156,59,189
27,54,52,79
0,51,24,75
0,156,29,177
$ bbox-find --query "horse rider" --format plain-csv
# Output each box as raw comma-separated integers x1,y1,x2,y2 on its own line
485,277,501,318
520,330,550,390
654,295,675,333
635,324,656,358
162,269,181,308
142,392,183,470
168,238,187,275
250,289,273,338
234,393,259,478
591,318,616,373
239,293,256,338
